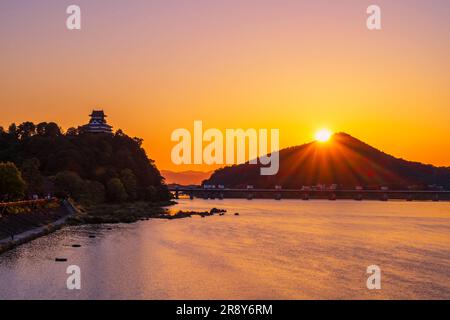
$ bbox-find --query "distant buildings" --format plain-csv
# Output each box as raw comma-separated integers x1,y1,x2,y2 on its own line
82,110,113,134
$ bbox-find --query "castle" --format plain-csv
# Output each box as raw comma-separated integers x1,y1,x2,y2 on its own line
82,110,113,134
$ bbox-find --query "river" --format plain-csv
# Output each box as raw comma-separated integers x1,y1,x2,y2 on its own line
1,199,450,299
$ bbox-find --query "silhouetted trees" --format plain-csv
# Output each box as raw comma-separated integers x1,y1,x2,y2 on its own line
17,122,36,139
0,162,26,201
54,171,84,199
0,121,171,204
20,158,43,194
107,178,128,203
120,169,138,201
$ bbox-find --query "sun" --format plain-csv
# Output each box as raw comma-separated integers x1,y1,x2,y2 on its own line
315,129,332,143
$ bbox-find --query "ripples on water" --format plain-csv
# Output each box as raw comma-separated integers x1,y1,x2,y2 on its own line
1,199,450,299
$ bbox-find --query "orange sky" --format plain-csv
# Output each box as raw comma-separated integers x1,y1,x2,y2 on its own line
1,1,449,171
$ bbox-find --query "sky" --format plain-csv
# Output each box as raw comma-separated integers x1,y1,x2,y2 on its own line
1,0,449,171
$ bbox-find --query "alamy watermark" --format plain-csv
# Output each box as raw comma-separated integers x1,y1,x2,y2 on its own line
171,121,280,176
66,4,381,31
66,5,81,30
366,265,381,290
66,265,81,290
367,5,382,30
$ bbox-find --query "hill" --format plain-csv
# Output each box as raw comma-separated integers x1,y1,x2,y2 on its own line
0,122,170,203
161,170,213,186
204,133,450,189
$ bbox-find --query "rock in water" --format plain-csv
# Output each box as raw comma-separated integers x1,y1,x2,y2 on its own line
210,208,227,214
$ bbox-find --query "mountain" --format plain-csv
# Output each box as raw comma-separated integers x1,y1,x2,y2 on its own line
162,170,213,186
204,133,450,189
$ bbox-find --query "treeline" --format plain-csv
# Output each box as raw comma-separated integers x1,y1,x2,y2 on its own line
0,122,171,204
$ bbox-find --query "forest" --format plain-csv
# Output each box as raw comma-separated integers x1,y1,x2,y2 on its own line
0,121,171,204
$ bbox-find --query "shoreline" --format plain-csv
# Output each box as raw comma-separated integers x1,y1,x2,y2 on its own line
65,201,227,224
0,214,71,255
2,197,447,255
0,199,227,255
0,200,77,255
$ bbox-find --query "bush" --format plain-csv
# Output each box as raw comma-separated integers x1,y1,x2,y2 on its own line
21,158,44,194
120,169,138,201
54,191,69,200
54,171,84,200
80,180,106,205
0,162,26,200
106,178,128,203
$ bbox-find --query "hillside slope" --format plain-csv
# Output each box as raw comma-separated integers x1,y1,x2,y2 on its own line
204,133,450,189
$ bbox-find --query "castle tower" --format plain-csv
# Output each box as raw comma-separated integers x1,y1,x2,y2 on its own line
82,110,113,133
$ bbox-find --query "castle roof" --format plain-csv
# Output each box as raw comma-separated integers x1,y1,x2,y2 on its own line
90,110,107,118
83,109,113,134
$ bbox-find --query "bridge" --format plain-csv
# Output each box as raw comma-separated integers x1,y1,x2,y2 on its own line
169,187,450,201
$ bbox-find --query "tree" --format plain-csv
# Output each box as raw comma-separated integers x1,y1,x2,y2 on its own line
21,158,43,194
36,122,48,136
145,185,170,202
54,171,84,200
120,169,138,200
146,186,158,202
66,127,78,136
133,137,143,147
8,123,18,139
106,178,128,202
115,129,125,137
17,122,36,139
80,180,106,205
0,162,26,200
0,121,172,202
44,122,62,137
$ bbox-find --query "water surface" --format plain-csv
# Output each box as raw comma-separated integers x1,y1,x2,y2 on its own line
1,199,450,299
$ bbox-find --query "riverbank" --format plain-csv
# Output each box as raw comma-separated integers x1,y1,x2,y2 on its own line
2,199,449,299
0,200,172,255
0,200,76,254
66,201,175,225
66,201,227,224
0,199,229,255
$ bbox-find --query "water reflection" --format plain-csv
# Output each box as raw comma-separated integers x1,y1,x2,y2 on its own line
1,200,450,299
